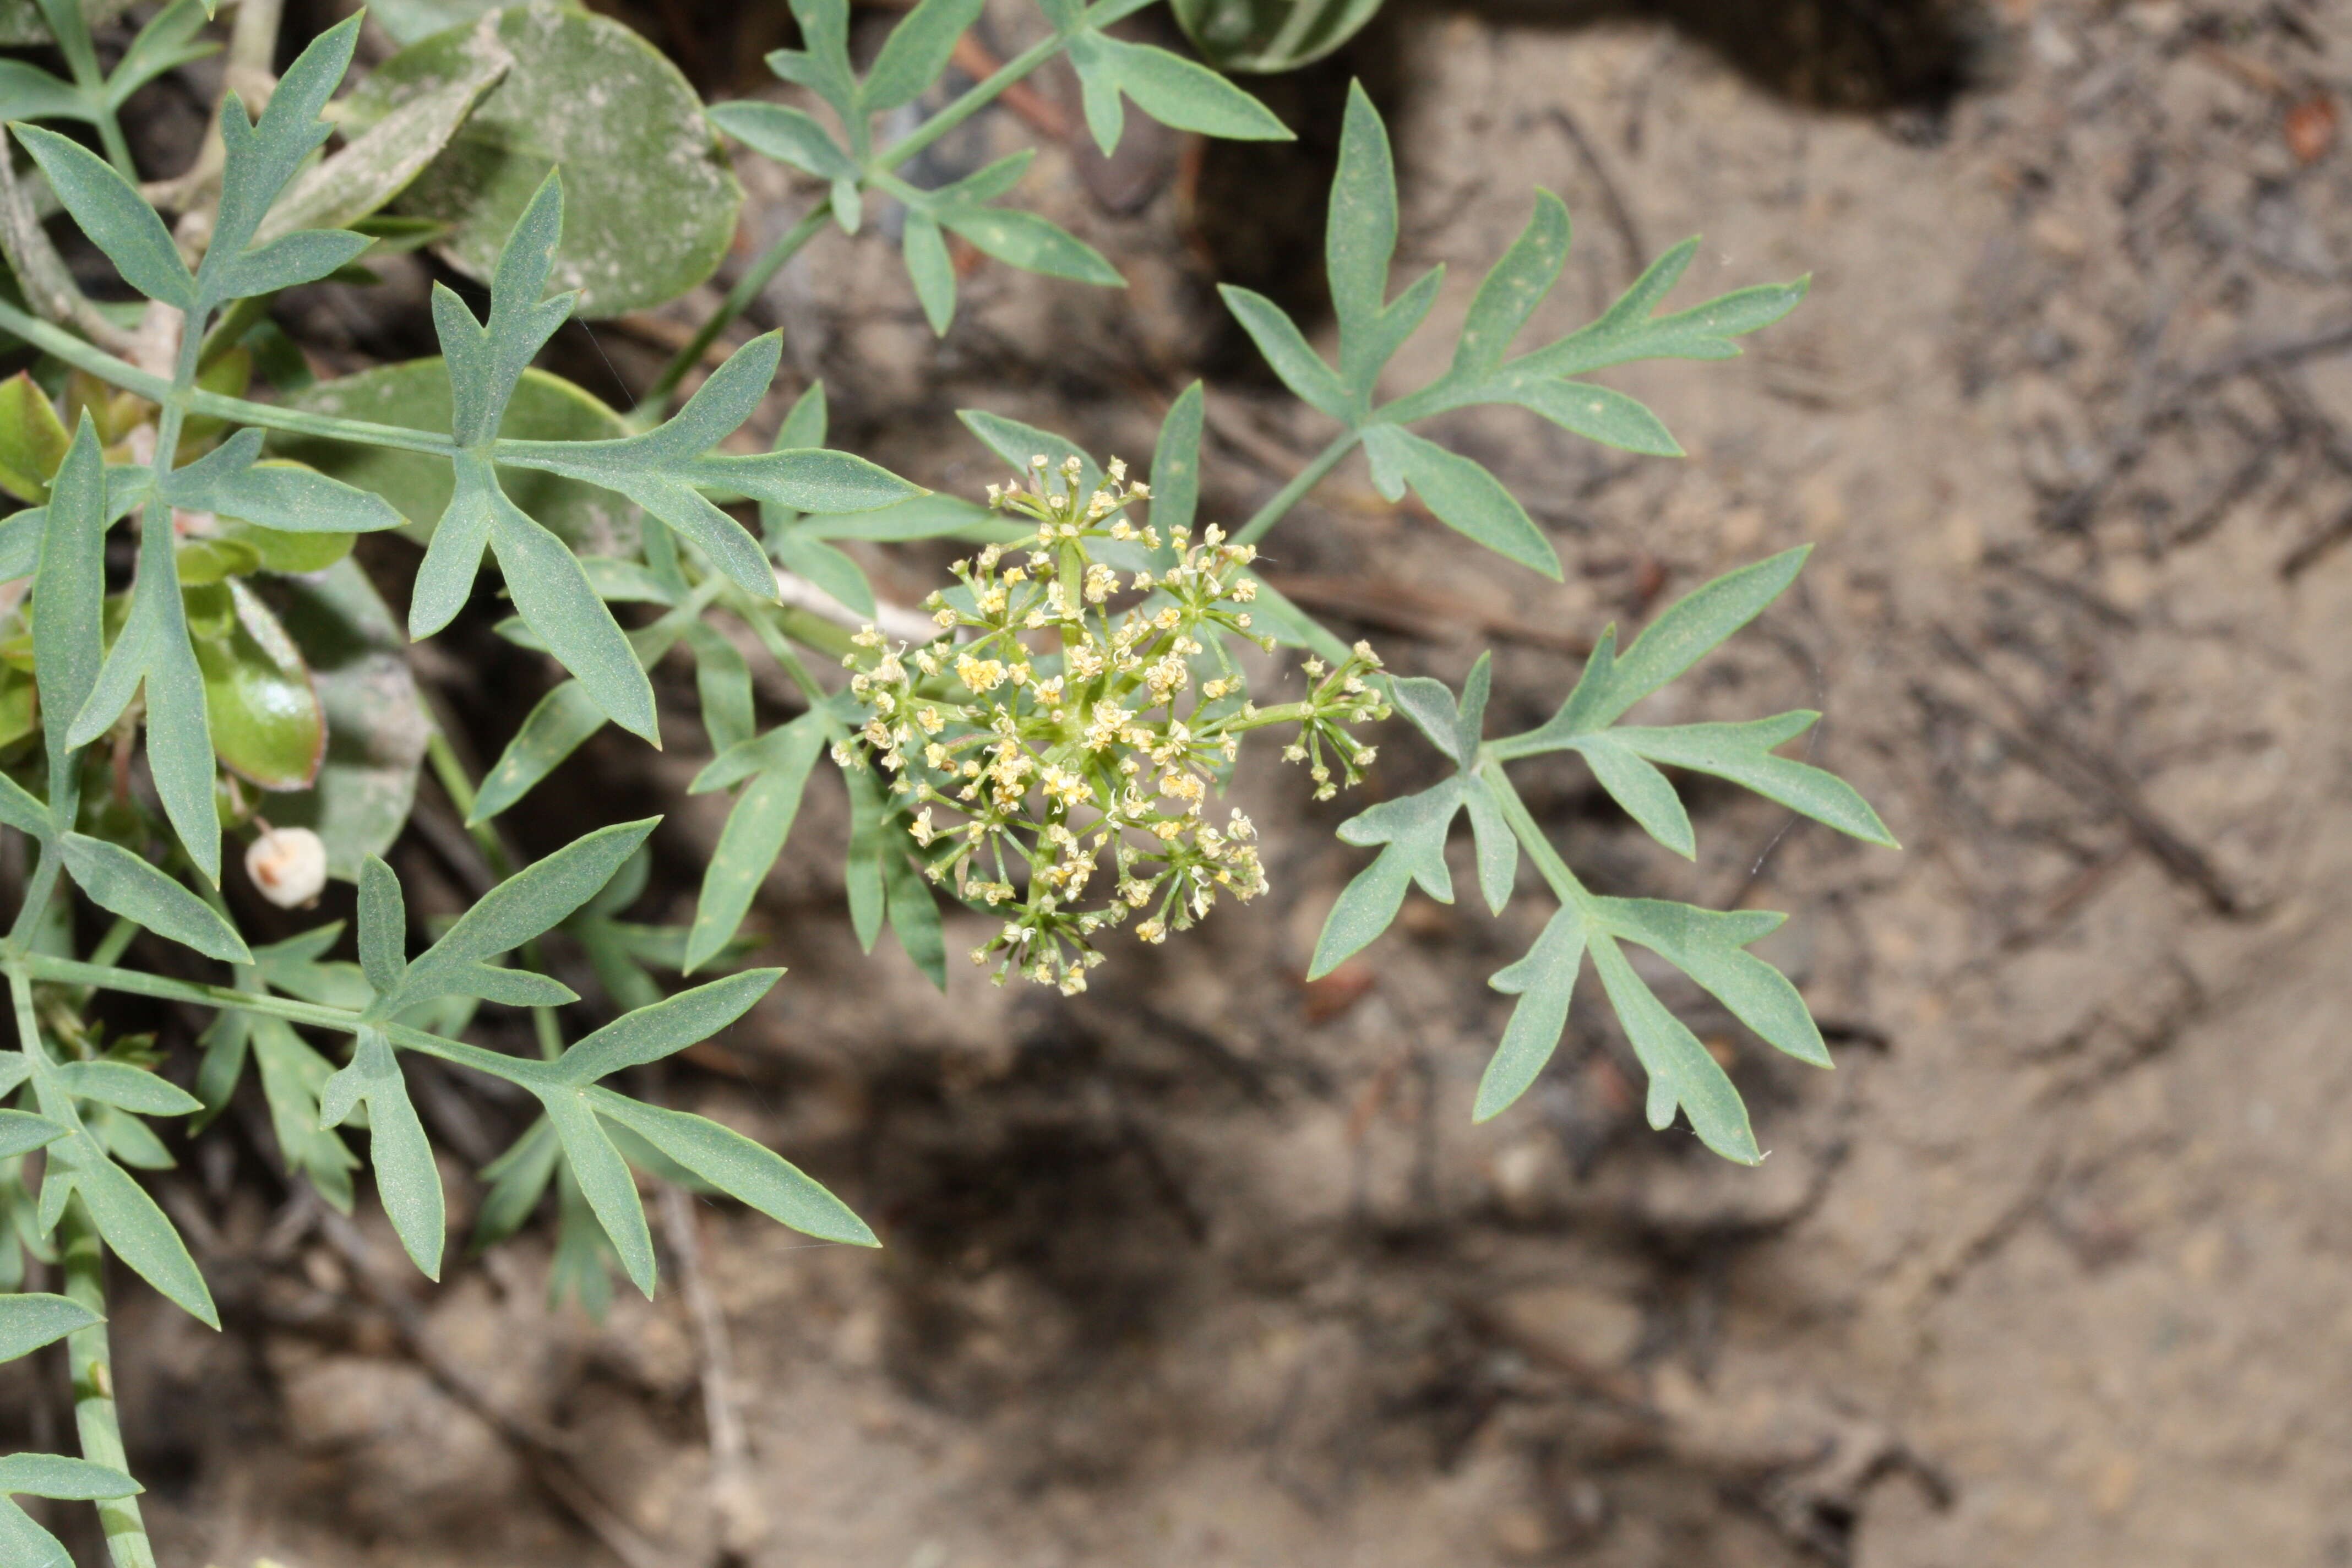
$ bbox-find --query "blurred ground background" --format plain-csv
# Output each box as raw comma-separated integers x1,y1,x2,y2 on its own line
18,0,2352,1562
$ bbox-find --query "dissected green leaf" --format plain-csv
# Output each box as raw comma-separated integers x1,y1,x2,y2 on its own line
196,16,370,309
861,0,985,112
590,1092,876,1245
1594,896,1829,1069
1588,932,1759,1164
1360,423,1558,578
554,968,781,1082
249,1013,359,1211
39,1130,217,1325
1216,286,1348,420
318,1028,445,1276
1476,906,1586,1121
270,363,641,556
0,1292,96,1362
13,124,194,308
0,1453,140,1501
52,1061,200,1117
709,101,856,182
59,834,252,963
937,204,1123,287
382,817,658,1012
1615,713,1898,848
540,1088,654,1297
1452,190,1571,378
1309,777,1463,978
687,718,825,972
1505,549,1812,756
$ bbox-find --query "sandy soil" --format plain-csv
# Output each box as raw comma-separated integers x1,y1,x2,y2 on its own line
15,0,2352,1564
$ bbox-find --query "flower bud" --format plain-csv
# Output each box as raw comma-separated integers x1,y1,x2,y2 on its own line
246,826,328,908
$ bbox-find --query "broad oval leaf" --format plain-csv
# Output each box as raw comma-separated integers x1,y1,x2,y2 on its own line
342,4,741,314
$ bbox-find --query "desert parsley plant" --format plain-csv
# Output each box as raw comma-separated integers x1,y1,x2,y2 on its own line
0,1,1891,1563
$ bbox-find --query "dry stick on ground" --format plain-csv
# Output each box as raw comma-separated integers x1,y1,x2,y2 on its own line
1923,627,2245,916
314,1212,674,1568
2048,315,2352,532
1544,106,1647,282
655,1184,771,1561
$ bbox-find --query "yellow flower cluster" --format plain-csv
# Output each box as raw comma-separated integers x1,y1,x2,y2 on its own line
839,454,1388,992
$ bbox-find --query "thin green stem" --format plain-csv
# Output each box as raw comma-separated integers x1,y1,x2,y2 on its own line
631,206,830,421
1232,431,1357,547
40,0,135,180
638,26,1071,420
879,33,1065,173
1480,756,1596,915
0,297,460,455
59,1200,157,1568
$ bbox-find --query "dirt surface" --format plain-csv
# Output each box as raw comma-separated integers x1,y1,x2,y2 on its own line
16,0,2352,1564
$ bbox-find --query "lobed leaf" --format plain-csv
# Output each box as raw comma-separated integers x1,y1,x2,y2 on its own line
1475,906,1587,1121
554,968,782,1083
318,1029,444,1276
13,124,193,308
863,0,984,109
1588,933,1759,1164
590,1092,878,1246
59,835,251,962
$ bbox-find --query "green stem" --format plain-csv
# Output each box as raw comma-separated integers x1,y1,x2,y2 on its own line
59,1200,157,1568
631,206,830,421
1232,431,1357,547
879,33,1065,173
636,27,1070,420
40,0,135,180
0,297,459,455
1480,756,1597,916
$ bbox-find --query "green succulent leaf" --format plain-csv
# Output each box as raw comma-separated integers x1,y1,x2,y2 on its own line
1171,0,1385,72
